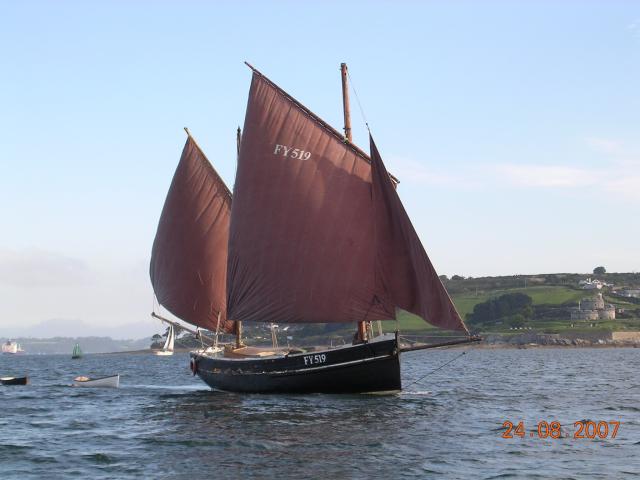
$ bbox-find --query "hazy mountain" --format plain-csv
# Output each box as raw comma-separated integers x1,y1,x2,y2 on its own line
0,335,151,354
0,318,160,340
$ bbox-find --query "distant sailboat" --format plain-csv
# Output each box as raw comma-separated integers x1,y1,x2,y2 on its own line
154,324,175,356
71,343,83,359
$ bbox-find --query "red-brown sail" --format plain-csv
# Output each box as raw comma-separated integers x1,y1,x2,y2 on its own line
369,136,469,333
150,136,234,333
227,72,394,324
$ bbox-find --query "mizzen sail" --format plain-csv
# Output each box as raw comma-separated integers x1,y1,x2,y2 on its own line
369,136,469,333
227,72,393,324
150,136,234,333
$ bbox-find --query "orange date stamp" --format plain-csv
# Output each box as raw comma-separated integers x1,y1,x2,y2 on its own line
501,420,620,439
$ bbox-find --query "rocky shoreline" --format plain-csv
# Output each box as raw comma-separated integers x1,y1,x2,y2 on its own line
468,331,640,348
105,333,640,354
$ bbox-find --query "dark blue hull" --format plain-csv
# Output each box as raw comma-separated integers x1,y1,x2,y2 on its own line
190,336,401,394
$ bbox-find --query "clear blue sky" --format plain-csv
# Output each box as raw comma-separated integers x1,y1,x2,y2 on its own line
1,1,638,335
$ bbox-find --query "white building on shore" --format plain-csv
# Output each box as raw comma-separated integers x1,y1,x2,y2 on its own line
579,278,604,290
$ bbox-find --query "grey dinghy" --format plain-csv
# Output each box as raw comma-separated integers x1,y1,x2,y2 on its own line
1,376,28,386
72,374,120,388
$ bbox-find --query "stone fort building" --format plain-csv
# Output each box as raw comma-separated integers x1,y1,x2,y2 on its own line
571,293,615,321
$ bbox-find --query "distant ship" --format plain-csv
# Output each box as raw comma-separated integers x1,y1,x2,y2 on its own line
2,341,25,355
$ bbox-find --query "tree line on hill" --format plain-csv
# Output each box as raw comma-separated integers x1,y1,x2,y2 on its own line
466,292,534,329
465,290,640,330
439,271,639,295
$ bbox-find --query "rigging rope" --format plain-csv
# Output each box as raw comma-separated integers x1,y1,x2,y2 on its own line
401,334,471,339
400,334,471,343
404,350,468,389
346,69,371,134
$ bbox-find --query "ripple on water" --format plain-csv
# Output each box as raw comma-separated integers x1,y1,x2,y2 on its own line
81,453,116,464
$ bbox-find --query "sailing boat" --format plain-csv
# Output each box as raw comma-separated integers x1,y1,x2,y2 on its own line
71,343,82,359
154,324,175,356
150,63,479,393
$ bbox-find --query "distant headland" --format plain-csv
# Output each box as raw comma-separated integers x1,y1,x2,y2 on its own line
3,270,638,353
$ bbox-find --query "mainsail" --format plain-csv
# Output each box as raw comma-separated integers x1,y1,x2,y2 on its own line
227,72,394,325
150,136,235,333
227,69,467,332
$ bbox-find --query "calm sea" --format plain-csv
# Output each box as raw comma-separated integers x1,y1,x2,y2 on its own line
1,348,638,479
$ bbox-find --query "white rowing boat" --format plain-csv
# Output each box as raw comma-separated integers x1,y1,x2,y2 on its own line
72,374,120,388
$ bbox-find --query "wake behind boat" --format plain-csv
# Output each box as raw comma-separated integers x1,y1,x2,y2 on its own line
149,62,480,394
72,375,120,388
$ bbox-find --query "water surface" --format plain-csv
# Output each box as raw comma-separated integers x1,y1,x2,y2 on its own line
1,348,638,479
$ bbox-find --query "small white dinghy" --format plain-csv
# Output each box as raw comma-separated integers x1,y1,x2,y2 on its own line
72,374,120,388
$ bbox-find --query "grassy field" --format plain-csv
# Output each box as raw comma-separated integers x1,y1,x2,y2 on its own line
603,294,639,310
453,286,586,316
384,286,636,333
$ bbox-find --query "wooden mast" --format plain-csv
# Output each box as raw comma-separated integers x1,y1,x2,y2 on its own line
234,126,244,349
340,63,352,143
341,62,368,343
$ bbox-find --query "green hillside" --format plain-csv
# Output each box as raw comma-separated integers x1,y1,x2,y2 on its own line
453,286,585,316
384,283,640,334
385,286,583,332
288,273,640,343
